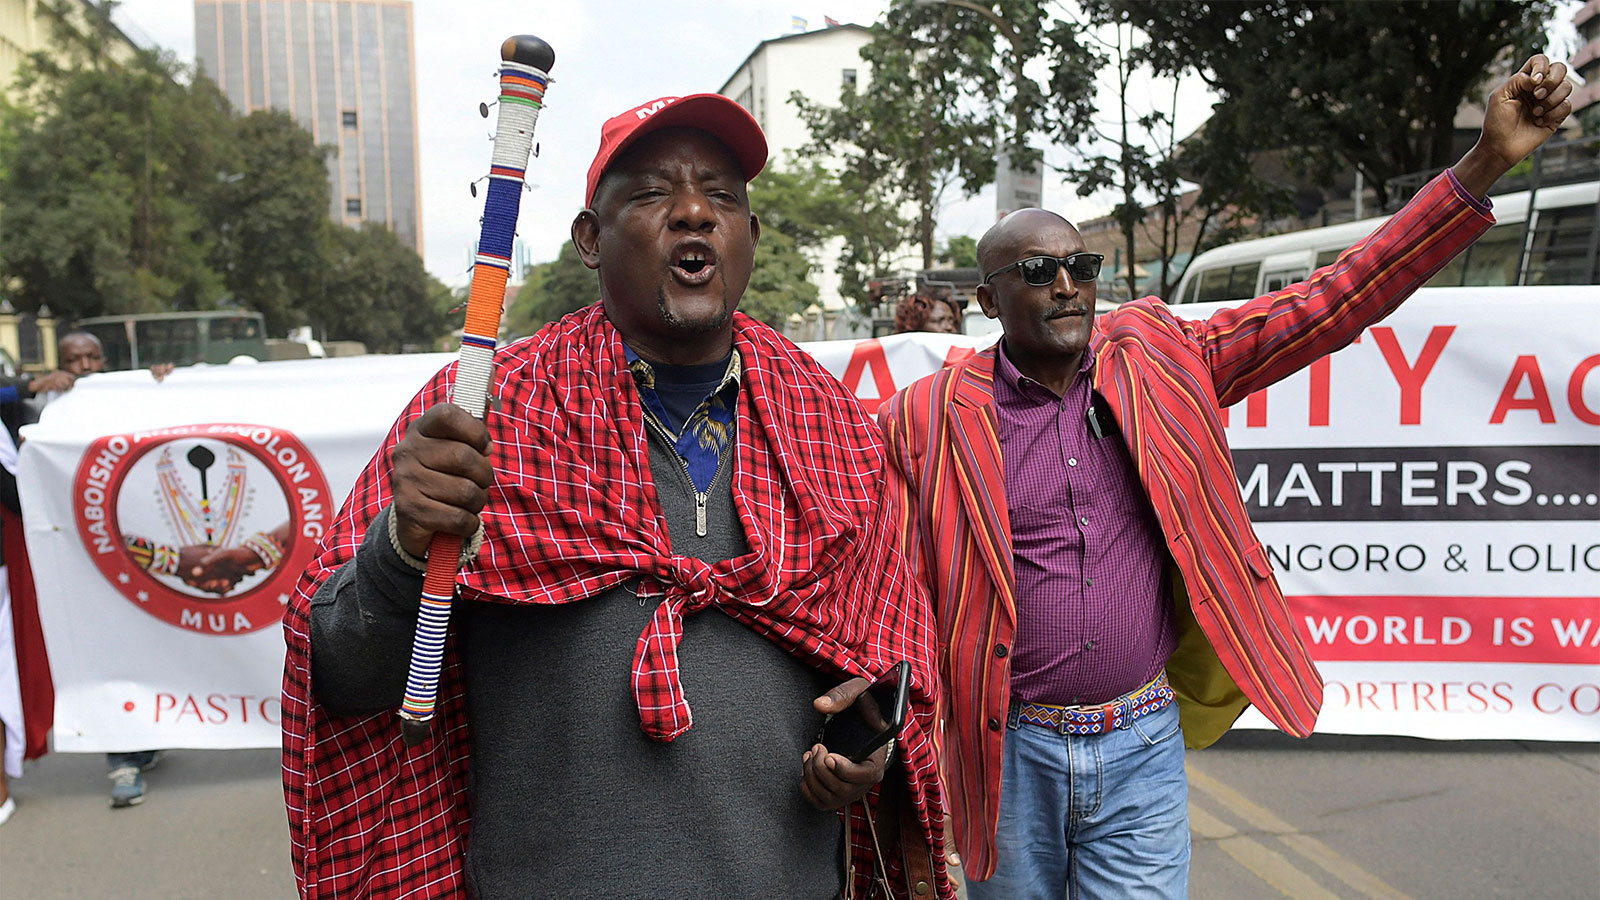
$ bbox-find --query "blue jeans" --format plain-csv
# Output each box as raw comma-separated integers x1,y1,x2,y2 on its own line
106,750,158,770
966,698,1190,900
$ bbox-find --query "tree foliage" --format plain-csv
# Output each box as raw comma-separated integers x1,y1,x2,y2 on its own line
209,110,332,334
0,19,452,350
738,164,839,326
1104,0,1556,207
505,240,596,335
787,1,1099,304
505,168,836,334
1,47,235,318
747,163,847,253
941,235,978,269
316,224,450,353
741,227,818,329
795,1,1083,273
1046,18,1257,300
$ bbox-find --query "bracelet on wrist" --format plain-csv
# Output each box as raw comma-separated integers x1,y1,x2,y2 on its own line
243,532,285,570
386,504,484,572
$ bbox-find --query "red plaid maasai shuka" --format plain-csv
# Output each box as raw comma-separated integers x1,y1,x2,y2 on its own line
282,305,949,899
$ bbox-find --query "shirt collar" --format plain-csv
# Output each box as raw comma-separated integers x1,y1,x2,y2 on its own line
995,339,1093,407
624,345,742,396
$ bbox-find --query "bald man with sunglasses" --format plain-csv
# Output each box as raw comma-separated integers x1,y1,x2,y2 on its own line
879,56,1572,899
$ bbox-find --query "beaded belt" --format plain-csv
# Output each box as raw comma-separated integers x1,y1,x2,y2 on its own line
1014,672,1175,735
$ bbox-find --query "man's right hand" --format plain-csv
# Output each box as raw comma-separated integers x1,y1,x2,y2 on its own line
28,370,74,394
388,403,494,560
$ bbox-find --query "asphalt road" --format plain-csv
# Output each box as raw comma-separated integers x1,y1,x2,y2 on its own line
0,732,1594,899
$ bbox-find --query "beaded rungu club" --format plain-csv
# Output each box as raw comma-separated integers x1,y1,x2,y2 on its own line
397,34,555,747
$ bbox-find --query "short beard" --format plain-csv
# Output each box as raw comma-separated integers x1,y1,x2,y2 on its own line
656,287,731,335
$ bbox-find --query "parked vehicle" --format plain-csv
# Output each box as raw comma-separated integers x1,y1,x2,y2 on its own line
1173,179,1600,303
72,311,268,371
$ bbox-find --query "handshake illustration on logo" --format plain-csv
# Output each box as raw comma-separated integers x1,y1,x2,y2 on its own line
124,521,292,597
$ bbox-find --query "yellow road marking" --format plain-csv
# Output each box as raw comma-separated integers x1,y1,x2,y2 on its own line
1189,802,1344,899
1188,762,1416,900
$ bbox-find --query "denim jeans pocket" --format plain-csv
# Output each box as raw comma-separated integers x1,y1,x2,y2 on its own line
1130,700,1182,747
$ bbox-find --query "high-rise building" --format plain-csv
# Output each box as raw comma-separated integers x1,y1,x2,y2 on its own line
1573,1,1599,120
194,0,422,254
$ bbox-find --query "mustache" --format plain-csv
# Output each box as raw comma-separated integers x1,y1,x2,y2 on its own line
1045,302,1089,318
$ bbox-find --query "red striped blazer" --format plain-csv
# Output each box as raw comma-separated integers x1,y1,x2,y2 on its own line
878,173,1493,881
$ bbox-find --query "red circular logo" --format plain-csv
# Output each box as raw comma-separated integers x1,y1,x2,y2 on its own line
73,424,332,635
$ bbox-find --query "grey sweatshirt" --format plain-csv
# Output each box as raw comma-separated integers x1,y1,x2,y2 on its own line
309,426,843,899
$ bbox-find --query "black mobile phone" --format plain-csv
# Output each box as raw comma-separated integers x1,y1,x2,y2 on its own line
817,660,911,764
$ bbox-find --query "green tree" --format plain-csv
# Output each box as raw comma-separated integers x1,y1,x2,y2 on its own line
737,163,850,326
505,240,597,335
1049,17,1219,301
795,0,1084,271
209,110,332,335
764,149,911,308
1,48,235,319
315,224,449,353
823,156,915,307
1,17,341,332
748,163,849,252
940,235,978,268
741,228,817,328
1108,0,1556,208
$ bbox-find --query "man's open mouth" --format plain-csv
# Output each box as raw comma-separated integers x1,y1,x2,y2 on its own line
670,246,717,286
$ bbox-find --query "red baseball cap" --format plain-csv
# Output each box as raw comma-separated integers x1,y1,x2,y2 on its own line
585,93,769,206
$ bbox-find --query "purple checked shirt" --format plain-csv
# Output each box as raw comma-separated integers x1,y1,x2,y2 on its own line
995,342,1176,706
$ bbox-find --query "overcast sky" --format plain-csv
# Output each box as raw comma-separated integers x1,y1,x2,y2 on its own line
109,0,1225,287
108,1,1582,288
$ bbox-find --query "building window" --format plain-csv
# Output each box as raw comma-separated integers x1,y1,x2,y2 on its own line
342,110,358,128
842,68,857,91
346,198,362,216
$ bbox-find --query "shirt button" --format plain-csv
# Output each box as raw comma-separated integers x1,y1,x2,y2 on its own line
988,717,1002,731
1086,577,1093,587
1086,640,1096,650
1068,457,1078,467
994,644,1008,658
1079,516,1089,526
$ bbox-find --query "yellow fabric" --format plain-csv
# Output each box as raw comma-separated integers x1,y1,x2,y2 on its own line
1165,567,1249,749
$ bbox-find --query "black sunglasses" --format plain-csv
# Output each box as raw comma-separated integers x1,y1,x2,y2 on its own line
981,253,1105,287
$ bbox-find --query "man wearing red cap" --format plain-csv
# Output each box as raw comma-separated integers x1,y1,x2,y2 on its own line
282,94,948,899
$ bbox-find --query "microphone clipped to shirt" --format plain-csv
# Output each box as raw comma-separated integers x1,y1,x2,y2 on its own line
1086,392,1119,441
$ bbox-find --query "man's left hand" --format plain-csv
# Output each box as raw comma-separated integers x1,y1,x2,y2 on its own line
801,677,890,811
1457,55,1573,197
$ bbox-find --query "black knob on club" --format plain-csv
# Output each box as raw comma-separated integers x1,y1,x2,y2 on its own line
501,35,554,72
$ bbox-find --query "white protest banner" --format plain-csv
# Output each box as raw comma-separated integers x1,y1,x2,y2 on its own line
19,289,1598,751
1186,287,1599,742
21,354,450,751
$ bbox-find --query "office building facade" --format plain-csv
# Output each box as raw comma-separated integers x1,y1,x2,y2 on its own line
195,0,422,254
1573,1,1599,119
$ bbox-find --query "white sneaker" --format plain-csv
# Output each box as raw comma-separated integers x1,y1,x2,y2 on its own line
108,766,145,808
0,796,15,826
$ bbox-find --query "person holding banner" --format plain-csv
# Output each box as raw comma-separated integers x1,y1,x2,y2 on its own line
283,93,948,899
2,359,122,819
878,55,1572,900
16,330,175,809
